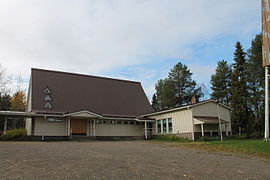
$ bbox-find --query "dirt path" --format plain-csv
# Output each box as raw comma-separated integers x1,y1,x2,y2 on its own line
0,141,269,180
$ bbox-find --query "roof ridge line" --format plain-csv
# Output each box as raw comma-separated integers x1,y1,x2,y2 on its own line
31,68,141,84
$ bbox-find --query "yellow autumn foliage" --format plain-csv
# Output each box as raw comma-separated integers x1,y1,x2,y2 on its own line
10,91,26,111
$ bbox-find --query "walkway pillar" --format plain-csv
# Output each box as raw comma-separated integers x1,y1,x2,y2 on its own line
93,119,96,139
3,116,7,135
201,123,204,137
145,121,148,140
42,116,46,141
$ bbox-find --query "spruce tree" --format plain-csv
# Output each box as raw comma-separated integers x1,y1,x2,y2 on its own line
0,93,11,111
210,60,231,105
231,42,250,137
246,34,264,135
151,94,158,111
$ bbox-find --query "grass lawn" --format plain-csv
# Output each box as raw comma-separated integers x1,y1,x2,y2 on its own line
196,140,270,159
151,135,270,159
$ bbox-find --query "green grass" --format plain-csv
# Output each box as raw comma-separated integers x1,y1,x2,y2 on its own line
151,135,270,159
201,140,270,158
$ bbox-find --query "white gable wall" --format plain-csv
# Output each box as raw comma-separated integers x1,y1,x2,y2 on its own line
25,75,32,135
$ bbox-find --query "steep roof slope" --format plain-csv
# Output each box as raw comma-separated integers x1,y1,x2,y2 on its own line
31,68,154,117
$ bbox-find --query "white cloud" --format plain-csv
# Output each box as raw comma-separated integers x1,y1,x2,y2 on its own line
0,0,260,97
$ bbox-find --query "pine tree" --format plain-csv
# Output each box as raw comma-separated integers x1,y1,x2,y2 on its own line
168,62,202,106
231,42,250,137
154,62,203,110
246,34,264,136
210,60,231,105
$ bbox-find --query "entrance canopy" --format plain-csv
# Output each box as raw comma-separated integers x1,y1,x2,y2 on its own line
0,111,36,117
193,116,228,125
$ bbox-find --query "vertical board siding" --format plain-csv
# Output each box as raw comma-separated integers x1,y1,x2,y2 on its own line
148,101,231,136
34,117,67,136
192,102,231,132
192,102,230,121
95,124,144,136
149,109,193,134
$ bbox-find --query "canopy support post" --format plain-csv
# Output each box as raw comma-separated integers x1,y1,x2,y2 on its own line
217,102,223,141
145,121,148,140
201,123,204,137
3,116,7,135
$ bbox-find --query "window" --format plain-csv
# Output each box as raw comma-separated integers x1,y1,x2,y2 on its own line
47,118,63,123
157,120,161,134
157,118,173,134
168,118,172,133
162,119,167,133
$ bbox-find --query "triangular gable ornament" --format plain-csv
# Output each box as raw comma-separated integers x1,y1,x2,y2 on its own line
44,94,52,101
44,102,52,109
44,87,51,94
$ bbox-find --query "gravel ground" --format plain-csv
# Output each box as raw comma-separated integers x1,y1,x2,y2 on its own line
0,141,269,180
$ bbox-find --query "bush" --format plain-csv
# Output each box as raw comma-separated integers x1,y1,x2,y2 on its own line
153,135,190,142
4,128,27,140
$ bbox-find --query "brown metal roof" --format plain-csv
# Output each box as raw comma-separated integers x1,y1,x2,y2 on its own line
31,68,154,117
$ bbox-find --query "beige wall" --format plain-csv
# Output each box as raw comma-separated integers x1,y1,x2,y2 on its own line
94,123,144,136
34,117,144,137
34,117,67,136
26,75,32,112
192,102,231,132
192,102,230,121
149,109,193,134
25,118,32,135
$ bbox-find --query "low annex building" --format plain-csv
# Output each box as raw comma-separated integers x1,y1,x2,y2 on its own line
144,100,232,140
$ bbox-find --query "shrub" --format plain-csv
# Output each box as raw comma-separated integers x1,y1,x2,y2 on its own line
4,128,27,140
153,135,190,142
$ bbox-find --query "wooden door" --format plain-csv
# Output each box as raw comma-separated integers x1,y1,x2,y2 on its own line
70,119,87,135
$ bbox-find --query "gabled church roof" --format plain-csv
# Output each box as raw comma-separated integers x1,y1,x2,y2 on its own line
31,68,154,117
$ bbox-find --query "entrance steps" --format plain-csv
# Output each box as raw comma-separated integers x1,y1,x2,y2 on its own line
70,135,145,141
70,135,94,141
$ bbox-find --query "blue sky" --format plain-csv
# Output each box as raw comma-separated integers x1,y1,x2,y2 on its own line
0,0,261,100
